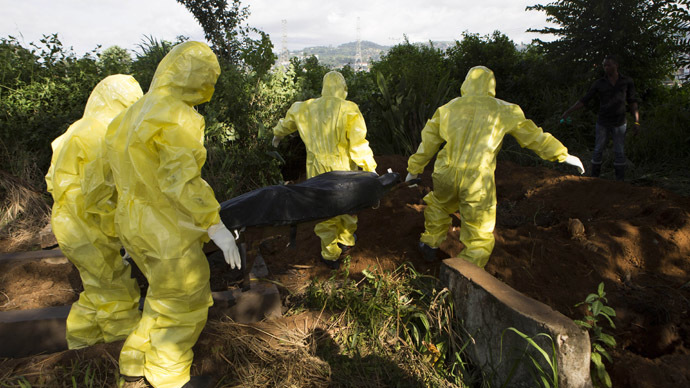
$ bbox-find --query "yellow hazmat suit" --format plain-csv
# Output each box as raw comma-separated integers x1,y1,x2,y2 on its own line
105,42,221,388
408,66,572,268
273,71,377,262
46,75,143,349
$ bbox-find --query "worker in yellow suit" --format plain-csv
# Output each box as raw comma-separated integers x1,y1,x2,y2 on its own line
46,74,143,350
105,41,240,388
406,66,584,268
272,71,377,269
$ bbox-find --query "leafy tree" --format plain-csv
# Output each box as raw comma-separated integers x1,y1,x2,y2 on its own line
0,36,41,90
0,34,101,180
446,31,526,101
176,0,251,63
338,64,377,115
367,39,454,155
131,36,181,92
288,55,331,100
241,30,277,79
98,45,132,75
527,0,690,87
370,37,450,97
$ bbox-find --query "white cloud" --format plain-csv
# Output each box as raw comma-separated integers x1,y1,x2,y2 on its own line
0,0,205,54
0,0,554,55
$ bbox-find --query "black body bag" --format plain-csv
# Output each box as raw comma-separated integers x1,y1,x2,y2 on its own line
219,171,400,230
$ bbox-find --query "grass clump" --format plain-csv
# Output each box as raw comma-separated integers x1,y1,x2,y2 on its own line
301,259,473,388
0,348,121,388
500,328,559,388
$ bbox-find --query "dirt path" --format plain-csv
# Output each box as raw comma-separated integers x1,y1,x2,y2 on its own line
2,155,689,387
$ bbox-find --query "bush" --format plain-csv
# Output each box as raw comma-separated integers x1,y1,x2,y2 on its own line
0,34,101,181
366,39,455,155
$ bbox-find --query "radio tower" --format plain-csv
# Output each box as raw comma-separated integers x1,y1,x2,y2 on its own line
355,17,363,71
280,19,288,67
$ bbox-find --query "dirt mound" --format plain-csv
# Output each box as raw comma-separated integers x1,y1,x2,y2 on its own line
2,154,689,387
262,155,690,388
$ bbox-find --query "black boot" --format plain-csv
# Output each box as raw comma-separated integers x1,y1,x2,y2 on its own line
119,376,150,387
418,242,438,262
320,255,340,270
182,376,213,388
614,165,625,181
337,234,357,253
591,163,601,177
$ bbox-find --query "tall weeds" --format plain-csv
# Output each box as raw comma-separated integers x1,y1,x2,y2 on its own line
0,165,50,252
303,261,474,387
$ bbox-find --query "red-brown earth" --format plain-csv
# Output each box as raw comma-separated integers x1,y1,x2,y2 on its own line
1,154,689,387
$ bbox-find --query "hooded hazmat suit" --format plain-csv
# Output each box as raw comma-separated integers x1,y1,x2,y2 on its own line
273,71,377,262
46,74,143,349
104,42,221,388
407,66,575,268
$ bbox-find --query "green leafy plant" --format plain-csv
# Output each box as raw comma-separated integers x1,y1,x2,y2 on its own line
574,282,616,388
303,261,473,387
500,328,559,388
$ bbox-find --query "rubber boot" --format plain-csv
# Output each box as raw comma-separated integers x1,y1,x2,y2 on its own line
337,233,357,253
119,376,149,388
614,165,625,181
418,242,438,262
591,163,601,178
320,255,340,270
182,376,213,388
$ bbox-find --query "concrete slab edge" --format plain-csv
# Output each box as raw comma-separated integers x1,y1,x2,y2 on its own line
0,281,281,358
440,258,593,388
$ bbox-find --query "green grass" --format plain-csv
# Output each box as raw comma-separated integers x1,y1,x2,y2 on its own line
301,258,475,387
0,354,121,388
500,328,559,388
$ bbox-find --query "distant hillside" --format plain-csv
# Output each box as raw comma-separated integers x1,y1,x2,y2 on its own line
286,40,389,68
285,40,456,69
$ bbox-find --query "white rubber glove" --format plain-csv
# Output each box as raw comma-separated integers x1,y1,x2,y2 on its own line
405,172,418,182
405,172,418,187
272,135,283,148
563,154,585,175
208,221,242,269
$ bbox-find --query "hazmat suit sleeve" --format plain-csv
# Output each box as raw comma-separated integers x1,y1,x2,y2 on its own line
273,102,302,139
49,130,84,205
80,131,118,237
505,105,568,162
46,133,69,195
80,131,114,212
345,104,377,172
407,108,445,175
152,106,220,233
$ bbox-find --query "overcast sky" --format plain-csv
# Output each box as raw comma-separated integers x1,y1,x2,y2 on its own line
1,0,555,56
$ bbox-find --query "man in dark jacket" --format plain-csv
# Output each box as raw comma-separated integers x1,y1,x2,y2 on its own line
562,55,640,181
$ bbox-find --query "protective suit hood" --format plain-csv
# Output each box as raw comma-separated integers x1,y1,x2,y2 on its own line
83,74,143,124
149,41,221,106
461,66,496,97
321,71,348,99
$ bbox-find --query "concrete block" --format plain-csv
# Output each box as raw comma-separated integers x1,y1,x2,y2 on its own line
0,305,70,358
39,223,58,249
0,248,65,263
210,281,282,323
251,253,269,279
440,258,592,388
0,283,281,358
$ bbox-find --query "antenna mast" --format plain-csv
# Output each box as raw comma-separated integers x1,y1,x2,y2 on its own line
355,17,363,71
280,19,288,67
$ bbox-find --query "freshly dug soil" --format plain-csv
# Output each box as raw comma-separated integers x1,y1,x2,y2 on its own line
1,155,689,388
